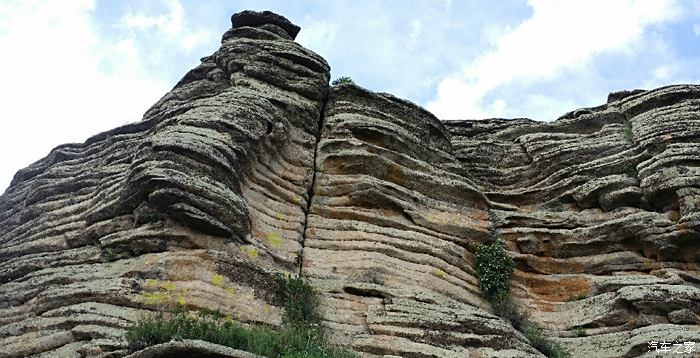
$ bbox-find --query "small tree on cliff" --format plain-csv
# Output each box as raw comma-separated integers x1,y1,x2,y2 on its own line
331,76,354,86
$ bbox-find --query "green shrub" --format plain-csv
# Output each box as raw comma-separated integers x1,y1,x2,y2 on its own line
142,211,159,224
544,201,564,212
575,326,586,337
126,275,358,357
620,161,636,175
126,311,356,357
103,249,116,261
473,242,571,357
474,240,515,300
623,124,633,142
279,275,320,326
331,76,354,86
523,324,571,358
198,307,226,320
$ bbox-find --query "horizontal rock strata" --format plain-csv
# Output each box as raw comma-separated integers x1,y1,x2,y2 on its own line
302,84,540,357
124,339,262,358
0,11,328,358
444,85,700,357
0,10,698,358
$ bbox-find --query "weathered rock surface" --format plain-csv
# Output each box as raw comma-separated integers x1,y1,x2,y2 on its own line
0,11,328,358
1,10,698,358
124,339,263,358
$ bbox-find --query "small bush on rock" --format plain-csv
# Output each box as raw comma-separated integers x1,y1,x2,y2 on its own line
523,324,571,358
621,161,637,175
650,141,667,154
331,76,354,86
474,241,571,358
279,275,320,326
623,123,633,142
474,240,515,300
143,212,158,223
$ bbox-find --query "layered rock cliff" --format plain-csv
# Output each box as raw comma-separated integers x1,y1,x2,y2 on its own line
0,10,698,358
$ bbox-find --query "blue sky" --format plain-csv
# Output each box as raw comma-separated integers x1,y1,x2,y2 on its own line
1,0,699,191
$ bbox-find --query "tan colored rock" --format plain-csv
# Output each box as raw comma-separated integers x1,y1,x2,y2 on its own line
0,10,328,358
125,339,263,358
1,10,698,358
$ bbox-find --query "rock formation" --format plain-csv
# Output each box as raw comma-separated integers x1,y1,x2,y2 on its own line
0,10,698,358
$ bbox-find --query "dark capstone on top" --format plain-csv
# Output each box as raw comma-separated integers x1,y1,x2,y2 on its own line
231,10,301,40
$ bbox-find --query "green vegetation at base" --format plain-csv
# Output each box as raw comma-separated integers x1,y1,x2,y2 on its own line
279,275,320,326
126,275,357,358
126,313,355,358
523,325,571,358
475,240,571,358
331,76,353,86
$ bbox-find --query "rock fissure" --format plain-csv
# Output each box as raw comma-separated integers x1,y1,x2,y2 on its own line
297,85,331,277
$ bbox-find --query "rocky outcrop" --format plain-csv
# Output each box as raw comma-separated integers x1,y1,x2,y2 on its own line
302,85,538,357
0,11,328,358
124,340,262,358
443,85,700,357
0,10,698,358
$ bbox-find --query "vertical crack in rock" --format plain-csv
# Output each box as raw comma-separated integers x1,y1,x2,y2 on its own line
297,87,330,277
299,84,535,357
0,10,330,357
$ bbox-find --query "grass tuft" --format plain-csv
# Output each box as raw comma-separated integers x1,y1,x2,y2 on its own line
523,325,571,358
126,275,357,357
279,275,320,326
491,293,524,331
623,124,634,142
139,210,159,224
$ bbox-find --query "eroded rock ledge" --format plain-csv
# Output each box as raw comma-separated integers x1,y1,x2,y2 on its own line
1,10,698,358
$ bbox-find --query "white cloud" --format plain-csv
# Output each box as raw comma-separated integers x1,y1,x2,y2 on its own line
0,0,170,191
519,93,580,120
120,0,211,52
426,0,681,120
409,20,422,43
296,20,338,58
182,30,213,53
121,0,184,36
652,64,672,81
694,24,700,36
